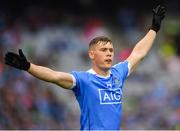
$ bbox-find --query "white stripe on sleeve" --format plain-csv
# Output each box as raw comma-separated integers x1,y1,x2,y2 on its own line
127,62,131,77
70,74,76,89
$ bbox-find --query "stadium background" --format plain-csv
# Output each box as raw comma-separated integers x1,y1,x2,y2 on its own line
0,0,179,130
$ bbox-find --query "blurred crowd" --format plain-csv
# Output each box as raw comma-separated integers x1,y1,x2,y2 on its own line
0,1,180,130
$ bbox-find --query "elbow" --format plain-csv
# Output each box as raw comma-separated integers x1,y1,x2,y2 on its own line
141,51,148,58
132,47,148,60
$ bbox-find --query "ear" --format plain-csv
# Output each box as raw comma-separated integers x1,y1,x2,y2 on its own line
88,50,95,60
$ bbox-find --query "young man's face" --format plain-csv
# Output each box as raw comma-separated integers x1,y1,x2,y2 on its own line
89,41,114,70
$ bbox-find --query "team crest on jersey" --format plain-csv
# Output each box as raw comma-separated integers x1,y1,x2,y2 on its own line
113,76,120,88
114,77,119,85
98,88,122,104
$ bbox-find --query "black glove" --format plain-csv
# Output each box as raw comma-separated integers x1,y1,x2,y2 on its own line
4,49,30,71
150,5,166,33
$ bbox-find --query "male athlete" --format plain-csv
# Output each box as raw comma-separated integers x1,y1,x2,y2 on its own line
4,5,165,130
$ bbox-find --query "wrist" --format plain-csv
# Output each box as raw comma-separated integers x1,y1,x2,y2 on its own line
149,28,157,34
24,61,31,71
149,25,159,33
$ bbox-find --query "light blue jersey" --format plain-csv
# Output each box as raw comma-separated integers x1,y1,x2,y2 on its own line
71,60,130,130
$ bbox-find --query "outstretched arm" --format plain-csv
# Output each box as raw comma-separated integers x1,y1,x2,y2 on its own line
126,5,165,74
28,64,74,89
4,49,74,89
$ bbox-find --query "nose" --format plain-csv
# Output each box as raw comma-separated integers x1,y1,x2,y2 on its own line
107,50,112,56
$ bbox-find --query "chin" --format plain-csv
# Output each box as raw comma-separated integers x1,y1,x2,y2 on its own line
104,65,112,70
100,63,112,70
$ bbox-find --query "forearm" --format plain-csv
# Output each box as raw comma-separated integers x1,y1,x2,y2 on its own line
132,29,156,58
28,63,58,83
27,63,73,89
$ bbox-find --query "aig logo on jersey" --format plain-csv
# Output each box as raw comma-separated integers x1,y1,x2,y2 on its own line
98,88,122,104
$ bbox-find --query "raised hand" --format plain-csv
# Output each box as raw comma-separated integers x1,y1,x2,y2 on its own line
150,5,166,33
5,49,30,71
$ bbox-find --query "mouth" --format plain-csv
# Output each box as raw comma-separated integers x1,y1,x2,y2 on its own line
105,59,112,63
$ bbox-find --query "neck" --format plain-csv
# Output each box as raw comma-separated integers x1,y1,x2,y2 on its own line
92,66,110,76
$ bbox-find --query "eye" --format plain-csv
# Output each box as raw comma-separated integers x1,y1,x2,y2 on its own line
100,48,107,52
109,48,113,52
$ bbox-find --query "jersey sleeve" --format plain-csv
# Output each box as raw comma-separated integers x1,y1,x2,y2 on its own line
70,71,83,97
112,60,131,80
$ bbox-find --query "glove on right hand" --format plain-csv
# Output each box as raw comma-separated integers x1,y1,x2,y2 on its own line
5,49,30,71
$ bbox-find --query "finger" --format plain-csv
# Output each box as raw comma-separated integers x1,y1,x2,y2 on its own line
159,9,165,14
5,55,13,62
5,61,19,69
154,5,160,13
152,9,156,14
6,52,16,56
160,6,165,10
6,52,19,58
158,7,165,15
19,49,25,58
5,57,20,66
5,55,14,60
5,61,14,66
159,9,166,16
